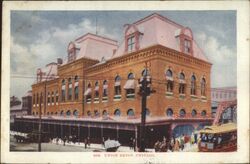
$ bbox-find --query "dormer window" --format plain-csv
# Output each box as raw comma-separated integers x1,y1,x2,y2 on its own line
184,39,191,54
127,35,135,52
124,24,142,53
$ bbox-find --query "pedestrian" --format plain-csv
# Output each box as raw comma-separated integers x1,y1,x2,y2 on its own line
194,132,198,144
63,136,67,146
133,138,136,152
129,137,133,150
173,139,180,151
154,140,161,152
87,137,91,147
84,138,88,149
102,137,105,148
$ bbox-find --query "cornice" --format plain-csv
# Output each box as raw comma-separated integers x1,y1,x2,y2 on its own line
85,44,212,74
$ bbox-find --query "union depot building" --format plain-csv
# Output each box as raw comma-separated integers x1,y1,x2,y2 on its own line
15,13,213,148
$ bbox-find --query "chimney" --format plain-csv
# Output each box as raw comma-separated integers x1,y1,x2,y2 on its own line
57,58,63,65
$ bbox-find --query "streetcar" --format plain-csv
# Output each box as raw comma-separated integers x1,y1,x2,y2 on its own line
198,123,237,152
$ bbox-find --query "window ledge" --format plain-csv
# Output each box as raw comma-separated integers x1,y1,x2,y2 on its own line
179,94,186,99
166,92,173,96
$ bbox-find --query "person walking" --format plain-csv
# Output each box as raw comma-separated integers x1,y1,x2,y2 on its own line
84,138,88,149
63,136,67,146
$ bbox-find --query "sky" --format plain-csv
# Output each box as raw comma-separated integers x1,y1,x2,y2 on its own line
10,11,236,99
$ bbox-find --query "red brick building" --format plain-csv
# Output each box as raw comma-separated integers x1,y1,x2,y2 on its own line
16,13,213,148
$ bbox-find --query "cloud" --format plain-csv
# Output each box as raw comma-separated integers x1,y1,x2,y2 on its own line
195,32,237,88
10,16,118,98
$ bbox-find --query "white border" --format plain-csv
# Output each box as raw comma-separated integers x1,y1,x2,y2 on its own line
1,1,249,163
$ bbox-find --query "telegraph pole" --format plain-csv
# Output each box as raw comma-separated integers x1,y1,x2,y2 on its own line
38,93,42,151
138,65,154,152
139,75,147,152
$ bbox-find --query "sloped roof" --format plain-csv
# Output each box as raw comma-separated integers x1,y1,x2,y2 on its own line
10,103,22,111
62,33,118,64
113,13,209,62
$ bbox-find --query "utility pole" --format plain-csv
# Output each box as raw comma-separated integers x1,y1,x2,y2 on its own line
139,75,147,152
138,66,154,152
38,93,42,152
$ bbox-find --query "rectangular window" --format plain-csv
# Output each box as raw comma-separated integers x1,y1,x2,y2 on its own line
56,92,58,102
126,89,135,98
184,39,191,53
51,92,54,103
127,36,135,52
68,88,72,100
47,93,50,104
61,90,65,102
179,84,185,94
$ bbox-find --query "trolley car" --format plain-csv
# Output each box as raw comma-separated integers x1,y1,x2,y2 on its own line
198,123,237,152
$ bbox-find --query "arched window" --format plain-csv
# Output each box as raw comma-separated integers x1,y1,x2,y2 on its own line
142,69,150,76
191,109,197,117
87,111,91,117
73,110,79,117
166,108,173,117
36,93,39,106
61,79,66,102
103,80,108,97
66,110,71,117
166,69,174,92
201,110,207,117
127,109,135,116
125,73,135,98
60,110,64,116
102,110,108,116
68,78,72,100
201,78,206,96
179,73,185,94
114,109,121,116
128,73,135,79
55,112,58,115
75,75,79,82
179,109,186,117
51,112,54,115
191,75,196,95
114,75,122,96
94,110,100,117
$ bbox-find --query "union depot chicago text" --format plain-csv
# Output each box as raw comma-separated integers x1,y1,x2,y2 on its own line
16,13,213,148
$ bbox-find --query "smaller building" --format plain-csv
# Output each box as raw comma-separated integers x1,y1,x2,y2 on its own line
211,87,237,118
21,90,32,115
10,102,27,123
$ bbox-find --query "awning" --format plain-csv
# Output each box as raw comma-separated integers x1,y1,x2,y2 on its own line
103,84,108,89
179,79,186,84
74,82,79,87
115,81,121,86
123,79,135,89
94,86,99,91
166,76,174,81
84,88,92,96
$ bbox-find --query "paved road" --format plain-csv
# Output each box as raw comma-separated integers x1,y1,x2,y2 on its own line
10,136,104,152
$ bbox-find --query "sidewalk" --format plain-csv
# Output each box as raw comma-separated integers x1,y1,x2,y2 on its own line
50,139,154,152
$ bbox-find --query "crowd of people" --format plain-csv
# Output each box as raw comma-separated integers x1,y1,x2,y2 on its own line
154,133,199,152
52,135,91,149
